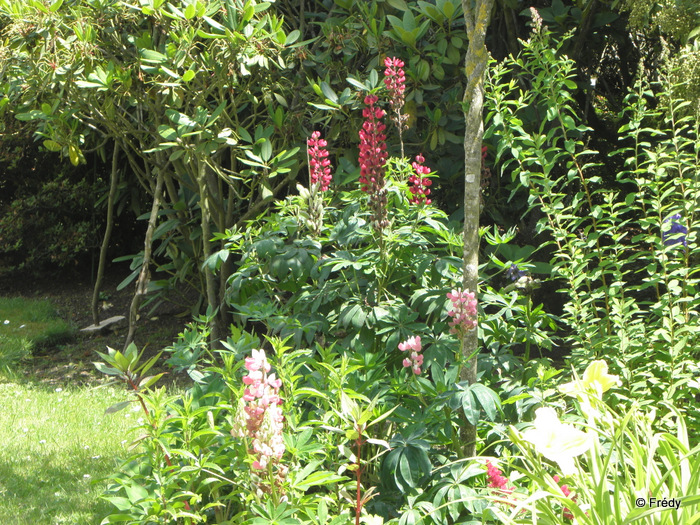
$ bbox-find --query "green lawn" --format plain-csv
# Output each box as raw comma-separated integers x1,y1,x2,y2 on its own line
0,297,75,373
0,381,136,524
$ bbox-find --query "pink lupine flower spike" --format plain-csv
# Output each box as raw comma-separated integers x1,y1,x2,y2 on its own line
307,131,332,192
399,335,424,375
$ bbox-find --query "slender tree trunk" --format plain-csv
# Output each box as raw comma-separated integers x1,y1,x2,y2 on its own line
124,170,164,350
196,158,222,344
571,0,599,62
218,184,236,329
460,0,495,458
498,0,520,57
91,141,120,325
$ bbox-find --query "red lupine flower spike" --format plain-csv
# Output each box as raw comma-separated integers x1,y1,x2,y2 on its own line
358,94,389,230
409,154,432,205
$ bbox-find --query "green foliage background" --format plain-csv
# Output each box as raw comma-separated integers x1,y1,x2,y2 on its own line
1,1,700,523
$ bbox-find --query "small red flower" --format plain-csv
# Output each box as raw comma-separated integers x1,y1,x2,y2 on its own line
553,475,577,520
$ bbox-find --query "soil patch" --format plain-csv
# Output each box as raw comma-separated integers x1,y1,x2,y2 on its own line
1,264,192,387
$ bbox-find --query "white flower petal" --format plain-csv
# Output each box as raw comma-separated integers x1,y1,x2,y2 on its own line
523,407,591,473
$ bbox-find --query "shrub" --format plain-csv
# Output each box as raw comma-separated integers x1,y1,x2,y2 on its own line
0,175,104,276
484,22,700,433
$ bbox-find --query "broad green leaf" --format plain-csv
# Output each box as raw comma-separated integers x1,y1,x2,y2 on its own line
285,29,300,45
398,451,414,488
15,110,45,121
160,66,180,79
138,373,165,390
260,139,272,162
93,361,121,376
158,125,177,140
320,82,337,103
470,383,500,421
461,390,478,425
140,49,167,64
386,0,408,9
442,0,456,18
74,80,106,90
237,127,253,143
43,140,62,152
347,77,366,90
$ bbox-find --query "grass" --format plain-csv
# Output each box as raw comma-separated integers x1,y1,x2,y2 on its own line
0,297,75,372
0,295,185,523
0,381,137,524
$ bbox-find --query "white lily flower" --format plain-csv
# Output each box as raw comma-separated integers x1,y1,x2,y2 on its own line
523,407,591,476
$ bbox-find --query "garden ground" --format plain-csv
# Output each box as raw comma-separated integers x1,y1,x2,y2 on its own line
0,266,191,524
1,265,191,386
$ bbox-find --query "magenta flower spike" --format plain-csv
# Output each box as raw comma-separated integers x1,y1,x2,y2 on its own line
358,94,389,231
383,56,409,157
486,460,511,491
383,57,406,112
553,475,577,519
307,131,332,192
409,154,432,205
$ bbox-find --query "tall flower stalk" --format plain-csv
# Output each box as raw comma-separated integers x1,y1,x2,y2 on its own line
308,131,332,192
384,56,407,157
447,288,478,339
447,287,478,382
231,349,287,502
358,94,389,233
304,131,333,236
409,154,432,205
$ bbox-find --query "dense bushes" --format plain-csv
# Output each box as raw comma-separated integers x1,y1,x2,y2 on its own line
0,170,104,275
90,16,700,524
484,24,700,432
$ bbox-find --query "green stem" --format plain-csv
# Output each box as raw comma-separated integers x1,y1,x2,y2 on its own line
355,431,363,525
524,297,532,363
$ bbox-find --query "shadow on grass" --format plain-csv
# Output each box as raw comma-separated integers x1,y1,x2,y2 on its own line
0,448,120,524
0,296,76,374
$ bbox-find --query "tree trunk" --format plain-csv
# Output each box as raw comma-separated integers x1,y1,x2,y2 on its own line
196,158,222,344
460,0,495,458
91,141,120,325
218,184,236,330
124,170,164,350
